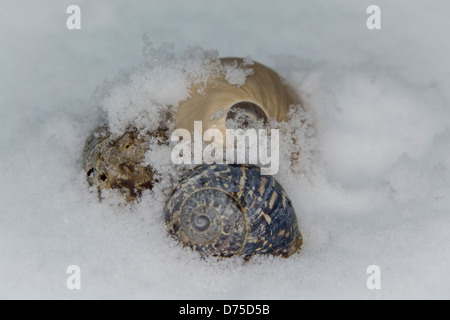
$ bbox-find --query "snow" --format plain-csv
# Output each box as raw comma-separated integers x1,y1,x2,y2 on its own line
98,43,256,137
1,0,450,299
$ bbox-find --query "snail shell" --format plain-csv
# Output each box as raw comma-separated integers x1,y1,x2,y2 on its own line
165,164,302,258
83,126,164,201
175,57,301,136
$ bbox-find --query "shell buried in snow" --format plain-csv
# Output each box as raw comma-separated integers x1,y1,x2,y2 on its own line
176,57,302,137
83,56,303,259
165,164,302,259
83,126,164,201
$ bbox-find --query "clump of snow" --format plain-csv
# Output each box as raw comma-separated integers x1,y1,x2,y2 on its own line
223,60,254,86
96,42,256,138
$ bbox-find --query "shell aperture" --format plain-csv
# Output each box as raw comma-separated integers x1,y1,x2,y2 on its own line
176,57,302,139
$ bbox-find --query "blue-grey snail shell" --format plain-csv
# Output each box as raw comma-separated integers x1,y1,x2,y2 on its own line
165,163,302,258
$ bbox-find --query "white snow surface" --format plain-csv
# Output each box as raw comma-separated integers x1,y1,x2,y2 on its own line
1,0,450,299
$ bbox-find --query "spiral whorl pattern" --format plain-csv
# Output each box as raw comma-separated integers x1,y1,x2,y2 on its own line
165,164,302,258
176,57,302,139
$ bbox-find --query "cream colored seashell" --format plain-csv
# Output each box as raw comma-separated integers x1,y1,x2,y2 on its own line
175,57,302,136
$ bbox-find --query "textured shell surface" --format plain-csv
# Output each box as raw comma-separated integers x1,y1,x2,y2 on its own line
175,57,302,138
165,163,302,258
84,126,158,201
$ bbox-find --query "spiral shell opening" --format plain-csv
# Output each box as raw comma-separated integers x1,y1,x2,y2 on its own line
175,57,301,136
225,101,268,128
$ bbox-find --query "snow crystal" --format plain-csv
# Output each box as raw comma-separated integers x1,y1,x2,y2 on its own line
97,43,256,138
223,60,254,86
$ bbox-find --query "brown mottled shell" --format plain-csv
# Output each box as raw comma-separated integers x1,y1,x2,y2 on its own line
165,164,302,259
175,57,302,136
83,127,163,201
